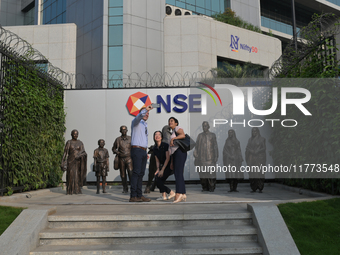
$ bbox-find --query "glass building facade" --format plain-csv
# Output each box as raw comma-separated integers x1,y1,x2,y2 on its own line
41,0,66,24
23,6,35,25
166,0,230,15
261,16,300,36
108,0,123,87
260,0,319,35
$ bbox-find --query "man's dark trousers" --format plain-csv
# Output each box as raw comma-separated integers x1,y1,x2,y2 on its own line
130,147,147,198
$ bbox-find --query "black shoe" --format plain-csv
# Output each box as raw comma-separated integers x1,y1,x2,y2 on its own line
202,188,209,192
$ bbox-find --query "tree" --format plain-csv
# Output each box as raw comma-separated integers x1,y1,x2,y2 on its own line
211,8,262,34
212,62,264,78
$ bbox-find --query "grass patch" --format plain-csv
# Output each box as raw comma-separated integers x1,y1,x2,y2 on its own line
278,198,340,255
0,206,24,235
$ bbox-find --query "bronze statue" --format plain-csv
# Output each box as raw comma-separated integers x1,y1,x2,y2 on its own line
61,129,87,195
93,139,109,194
223,129,244,192
144,125,172,193
245,127,266,193
194,121,219,192
112,125,133,193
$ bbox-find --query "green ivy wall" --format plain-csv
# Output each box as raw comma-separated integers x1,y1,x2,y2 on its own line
1,59,65,195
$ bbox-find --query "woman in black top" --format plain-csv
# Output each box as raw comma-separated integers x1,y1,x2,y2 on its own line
153,131,176,200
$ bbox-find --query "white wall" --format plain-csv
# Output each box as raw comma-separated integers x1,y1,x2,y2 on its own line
231,0,261,27
64,86,275,183
4,23,77,75
123,0,165,76
0,0,24,26
164,15,282,75
64,88,190,182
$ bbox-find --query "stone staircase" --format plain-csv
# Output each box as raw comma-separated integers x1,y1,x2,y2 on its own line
30,209,263,255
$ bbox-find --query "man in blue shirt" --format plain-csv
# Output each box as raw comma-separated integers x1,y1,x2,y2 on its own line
129,104,153,202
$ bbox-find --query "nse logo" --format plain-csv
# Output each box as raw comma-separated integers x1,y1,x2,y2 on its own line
126,83,222,116
230,35,258,53
126,92,152,116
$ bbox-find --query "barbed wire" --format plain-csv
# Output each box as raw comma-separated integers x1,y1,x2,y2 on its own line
66,71,223,89
0,25,70,86
65,72,275,89
269,13,340,77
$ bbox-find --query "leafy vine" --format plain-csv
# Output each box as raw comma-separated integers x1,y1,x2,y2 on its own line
1,59,65,193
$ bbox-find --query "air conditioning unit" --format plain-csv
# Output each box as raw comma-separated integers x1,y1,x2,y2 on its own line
166,5,192,16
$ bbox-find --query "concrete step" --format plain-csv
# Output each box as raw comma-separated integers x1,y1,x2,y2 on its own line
30,242,263,255
39,225,257,246
47,213,253,228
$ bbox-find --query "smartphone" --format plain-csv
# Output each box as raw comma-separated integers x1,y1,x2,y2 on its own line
151,103,160,108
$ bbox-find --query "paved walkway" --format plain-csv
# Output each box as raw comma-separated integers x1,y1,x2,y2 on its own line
0,183,335,214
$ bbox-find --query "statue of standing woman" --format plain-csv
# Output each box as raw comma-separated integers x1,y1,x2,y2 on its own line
223,129,244,192
245,127,266,193
61,129,87,195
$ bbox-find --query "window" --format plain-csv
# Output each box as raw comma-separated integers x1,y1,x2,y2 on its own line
108,3,123,87
326,0,340,7
23,6,35,25
165,0,226,16
41,0,66,24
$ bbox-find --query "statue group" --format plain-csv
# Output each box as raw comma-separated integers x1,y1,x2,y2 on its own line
194,123,266,193
61,127,130,195
61,125,169,195
61,125,266,195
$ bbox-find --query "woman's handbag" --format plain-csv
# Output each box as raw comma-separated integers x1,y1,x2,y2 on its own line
174,131,196,152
